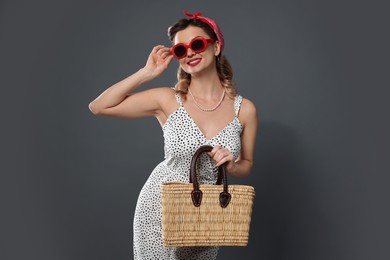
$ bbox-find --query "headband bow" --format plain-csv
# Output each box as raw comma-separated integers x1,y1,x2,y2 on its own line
184,11,225,52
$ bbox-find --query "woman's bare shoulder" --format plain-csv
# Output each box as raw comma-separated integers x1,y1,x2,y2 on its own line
240,97,257,115
156,87,176,101
239,97,258,126
155,86,179,112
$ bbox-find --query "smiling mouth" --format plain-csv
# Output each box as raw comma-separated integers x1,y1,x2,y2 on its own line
187,58,201,66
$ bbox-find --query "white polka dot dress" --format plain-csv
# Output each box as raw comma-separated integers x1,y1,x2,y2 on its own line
133,93,243,259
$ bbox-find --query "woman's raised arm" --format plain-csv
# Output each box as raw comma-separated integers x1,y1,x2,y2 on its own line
88,45,173,118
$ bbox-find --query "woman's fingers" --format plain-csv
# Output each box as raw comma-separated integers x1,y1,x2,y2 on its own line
144,45,172,76
163,54,174,67
153,47,172,63
155,46,170,56
152,45,165,53
208,146,234,167
156,46,170,53
208,145,222,156
161,49,172,60
150,45,169,60
215,156,230,167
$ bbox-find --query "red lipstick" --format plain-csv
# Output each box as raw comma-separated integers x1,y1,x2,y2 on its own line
187,58,201,67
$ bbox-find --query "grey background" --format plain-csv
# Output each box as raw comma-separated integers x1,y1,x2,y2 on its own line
1,0,389,259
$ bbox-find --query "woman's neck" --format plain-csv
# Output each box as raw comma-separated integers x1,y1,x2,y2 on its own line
189,70,224,100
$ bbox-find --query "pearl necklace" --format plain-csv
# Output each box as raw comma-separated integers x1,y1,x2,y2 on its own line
188,88,226,112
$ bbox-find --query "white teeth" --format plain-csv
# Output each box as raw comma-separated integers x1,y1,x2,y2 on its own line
188,59,200,64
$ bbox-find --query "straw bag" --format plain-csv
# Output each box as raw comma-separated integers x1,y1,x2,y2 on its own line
160,145,255,247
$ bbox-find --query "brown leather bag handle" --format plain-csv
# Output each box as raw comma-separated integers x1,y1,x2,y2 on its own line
189,145,231,208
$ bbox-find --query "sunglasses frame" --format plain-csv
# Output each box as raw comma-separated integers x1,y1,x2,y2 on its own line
171,37,216,59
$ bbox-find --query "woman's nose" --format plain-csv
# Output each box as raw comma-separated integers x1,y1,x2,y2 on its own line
187,48,195,57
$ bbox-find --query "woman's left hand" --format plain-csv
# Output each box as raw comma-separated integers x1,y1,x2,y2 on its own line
207,146,236,174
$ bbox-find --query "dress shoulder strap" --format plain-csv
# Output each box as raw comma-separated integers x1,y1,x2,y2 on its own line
175,92,184,107
234,94,243,116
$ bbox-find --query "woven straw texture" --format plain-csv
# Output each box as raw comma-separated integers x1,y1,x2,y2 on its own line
161,182,255,247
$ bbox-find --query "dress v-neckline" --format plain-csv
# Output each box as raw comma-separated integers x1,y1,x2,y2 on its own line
162,93,243,142
181,106,238,142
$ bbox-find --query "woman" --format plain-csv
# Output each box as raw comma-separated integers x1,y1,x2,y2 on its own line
89,11,258,260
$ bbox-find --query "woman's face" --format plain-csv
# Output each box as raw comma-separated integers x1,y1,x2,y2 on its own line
173,25,220,76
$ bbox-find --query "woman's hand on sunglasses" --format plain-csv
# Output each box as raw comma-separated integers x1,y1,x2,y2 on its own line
143,45,173,79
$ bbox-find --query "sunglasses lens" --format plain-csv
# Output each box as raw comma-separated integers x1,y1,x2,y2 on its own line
191,39,206,52
173,45,186,58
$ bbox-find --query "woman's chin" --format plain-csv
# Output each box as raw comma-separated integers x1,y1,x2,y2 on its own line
182,63,214,77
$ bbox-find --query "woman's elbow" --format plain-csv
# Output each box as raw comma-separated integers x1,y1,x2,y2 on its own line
240,160,253,178
88,102,101,115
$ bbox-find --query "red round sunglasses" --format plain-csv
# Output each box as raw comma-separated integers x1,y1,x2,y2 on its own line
171,37,216,59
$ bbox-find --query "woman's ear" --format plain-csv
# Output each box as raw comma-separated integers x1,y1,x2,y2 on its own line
214,41,221,56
